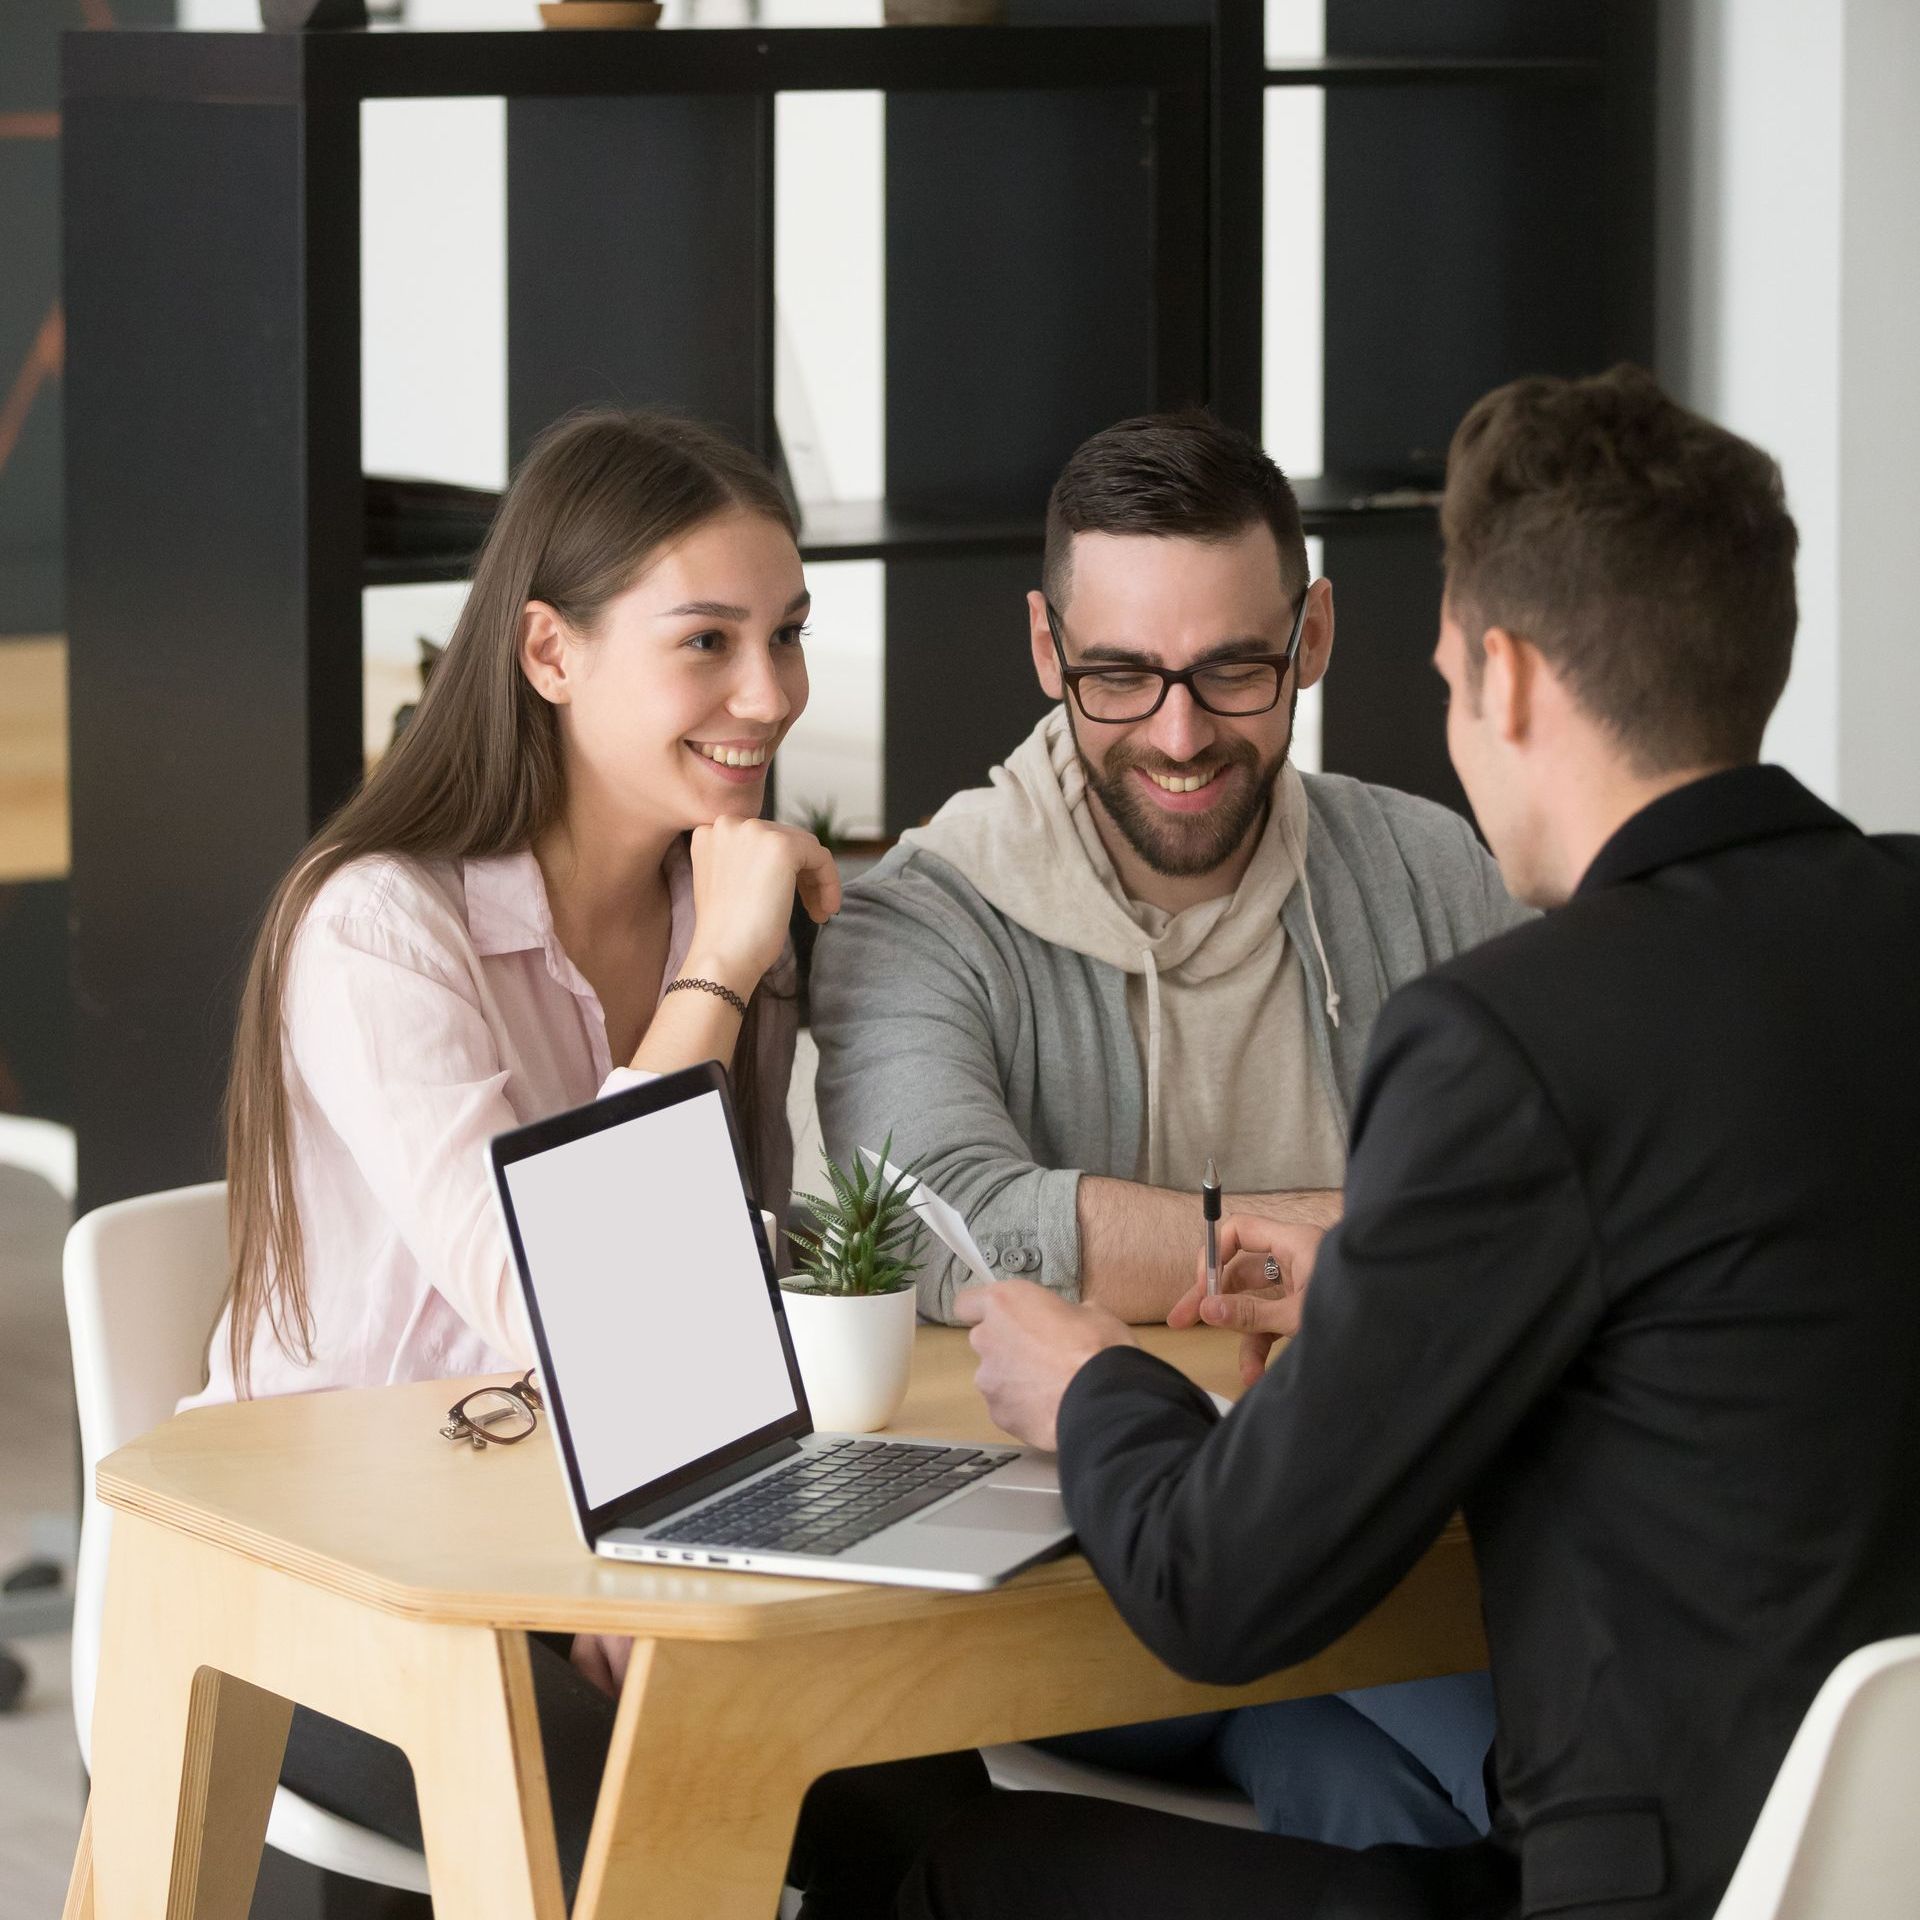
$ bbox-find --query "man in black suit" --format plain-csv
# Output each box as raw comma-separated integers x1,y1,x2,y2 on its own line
913,365,1920,1920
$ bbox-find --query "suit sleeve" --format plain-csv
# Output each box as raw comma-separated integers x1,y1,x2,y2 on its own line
1057,975,1603,1685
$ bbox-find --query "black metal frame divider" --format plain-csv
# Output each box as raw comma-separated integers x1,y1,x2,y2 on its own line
61,0,1653,1216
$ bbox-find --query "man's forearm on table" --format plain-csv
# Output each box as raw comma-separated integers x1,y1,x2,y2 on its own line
1076,1175,1343,1321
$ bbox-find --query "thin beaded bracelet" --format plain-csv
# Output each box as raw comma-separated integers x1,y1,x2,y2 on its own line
662,975,749,1018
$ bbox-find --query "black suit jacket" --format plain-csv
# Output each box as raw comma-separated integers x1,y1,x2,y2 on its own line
1058,767,1920,1920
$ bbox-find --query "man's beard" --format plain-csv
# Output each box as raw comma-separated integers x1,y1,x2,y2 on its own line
1074,712,1291,880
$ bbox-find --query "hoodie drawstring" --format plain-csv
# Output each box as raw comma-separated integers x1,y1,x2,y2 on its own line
1141,946,1165,1185
1280,792,1342,1029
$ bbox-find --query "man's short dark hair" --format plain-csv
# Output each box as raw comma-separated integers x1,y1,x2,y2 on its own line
1042,411,1310,611
1442,365,1798,774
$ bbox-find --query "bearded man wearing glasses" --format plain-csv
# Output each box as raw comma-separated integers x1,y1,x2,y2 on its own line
809,411,1527,1853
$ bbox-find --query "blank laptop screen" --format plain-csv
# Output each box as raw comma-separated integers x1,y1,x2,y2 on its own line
500,1087,800,1513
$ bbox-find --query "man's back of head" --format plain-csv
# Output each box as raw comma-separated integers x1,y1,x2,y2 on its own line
1435,364,1803,904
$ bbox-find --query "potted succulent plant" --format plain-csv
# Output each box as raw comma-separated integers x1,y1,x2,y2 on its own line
781,1141,925,1433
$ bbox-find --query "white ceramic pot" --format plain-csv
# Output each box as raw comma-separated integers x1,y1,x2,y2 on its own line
778,1283,918,1434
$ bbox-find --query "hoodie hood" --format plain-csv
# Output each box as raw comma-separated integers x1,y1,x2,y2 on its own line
905,706,1335,992
903,708,1345,1186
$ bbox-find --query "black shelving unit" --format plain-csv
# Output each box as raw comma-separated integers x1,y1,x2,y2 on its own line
1301,0,1655,816
61,11,1223,1213
1268,57,1605,87
62,0,1653,1213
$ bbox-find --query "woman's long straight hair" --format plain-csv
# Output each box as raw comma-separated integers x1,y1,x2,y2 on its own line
221,410,795,1393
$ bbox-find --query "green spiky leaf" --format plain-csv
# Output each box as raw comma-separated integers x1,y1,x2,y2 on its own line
784,1134,927,1297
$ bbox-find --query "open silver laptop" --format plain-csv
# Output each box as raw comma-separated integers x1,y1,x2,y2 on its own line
488,1060,1074,1592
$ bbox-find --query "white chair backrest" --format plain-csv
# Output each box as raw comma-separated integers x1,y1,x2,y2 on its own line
63,1181,229,1769
1714,1634,1920,1920
0,1114,77,1204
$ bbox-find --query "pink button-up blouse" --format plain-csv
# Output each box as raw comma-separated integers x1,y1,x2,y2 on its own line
186,842,795,1410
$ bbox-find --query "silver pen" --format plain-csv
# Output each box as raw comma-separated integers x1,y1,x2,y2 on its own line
1203,1155,1222,1298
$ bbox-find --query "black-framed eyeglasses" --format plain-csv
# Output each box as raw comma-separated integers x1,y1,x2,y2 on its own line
1044,584,1312,725
440,1370,542,1449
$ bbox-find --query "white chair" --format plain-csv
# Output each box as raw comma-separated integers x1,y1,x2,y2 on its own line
0,1115,78,1693
64,1181,816,1918
0,1113,77,1203
1712,1633,1920,1919
981,1741,1262,1827
64,1182,430,1897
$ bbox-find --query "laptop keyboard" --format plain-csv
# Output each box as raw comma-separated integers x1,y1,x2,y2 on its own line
647,1439,1005,1558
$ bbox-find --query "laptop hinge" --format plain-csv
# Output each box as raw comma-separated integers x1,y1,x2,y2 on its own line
605,1435,803,1534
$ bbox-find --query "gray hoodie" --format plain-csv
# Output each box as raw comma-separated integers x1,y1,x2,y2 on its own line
893,708,1345,1197
811,712,1529,1321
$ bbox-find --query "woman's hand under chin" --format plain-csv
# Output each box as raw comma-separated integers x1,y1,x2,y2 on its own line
628,816,837,1078
683,815,842,996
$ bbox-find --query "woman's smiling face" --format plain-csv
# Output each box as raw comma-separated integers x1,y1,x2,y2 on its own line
525,508,811,837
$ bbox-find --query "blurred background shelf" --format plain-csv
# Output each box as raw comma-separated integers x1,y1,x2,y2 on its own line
61,5,1220,1213
67,18,1208,102
361,473,1448,588
0,638,65,887
1266,56,1603,88
61,0,1654,1213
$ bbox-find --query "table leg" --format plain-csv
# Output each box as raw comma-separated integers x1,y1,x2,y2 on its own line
574,1593,1215,1920
400,1624,567,1920
574,1637,814,1920
62,1801,94,1920
89,1527,292,1920
572,1543,1487,1920
87,1514,566,1920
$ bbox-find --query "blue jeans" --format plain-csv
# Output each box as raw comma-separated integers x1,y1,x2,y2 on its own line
1040,1671,1495,1850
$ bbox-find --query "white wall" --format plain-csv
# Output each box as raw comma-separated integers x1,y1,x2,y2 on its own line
768,85,885,835
1658,0,1920,831
1262,1,1326,773
1834,1,1920,834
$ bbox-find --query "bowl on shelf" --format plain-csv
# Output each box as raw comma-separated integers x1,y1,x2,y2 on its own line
537,0,664,27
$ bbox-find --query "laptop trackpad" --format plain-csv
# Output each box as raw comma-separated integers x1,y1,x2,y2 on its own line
911,1486,1068,1535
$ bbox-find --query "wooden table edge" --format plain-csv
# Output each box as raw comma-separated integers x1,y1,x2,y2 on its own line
94,1468,1126,1640
97,1465,1474,1645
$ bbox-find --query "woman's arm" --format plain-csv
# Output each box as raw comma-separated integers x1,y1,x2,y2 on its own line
628,815,837,1077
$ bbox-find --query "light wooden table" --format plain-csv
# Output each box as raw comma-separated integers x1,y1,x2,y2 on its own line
67,1325,1485,1920
0,636,67,884
0,632,412,886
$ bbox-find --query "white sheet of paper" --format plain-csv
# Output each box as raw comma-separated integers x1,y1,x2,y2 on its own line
858,1149,997,1287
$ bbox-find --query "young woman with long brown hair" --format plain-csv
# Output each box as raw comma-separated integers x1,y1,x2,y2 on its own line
193,410,986,1912
201,410,833,1414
